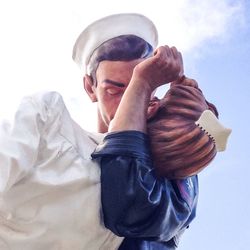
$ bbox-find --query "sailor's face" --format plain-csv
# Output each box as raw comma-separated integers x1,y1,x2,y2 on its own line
93,59,143,132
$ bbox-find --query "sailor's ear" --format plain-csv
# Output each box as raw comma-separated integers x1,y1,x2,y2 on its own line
147,98,160,120
83,75,97,102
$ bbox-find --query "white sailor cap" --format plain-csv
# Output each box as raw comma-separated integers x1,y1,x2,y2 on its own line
72,13,158,74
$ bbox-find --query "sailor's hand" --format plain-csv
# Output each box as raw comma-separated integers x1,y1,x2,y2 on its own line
171,76,199,89
132,45,184,92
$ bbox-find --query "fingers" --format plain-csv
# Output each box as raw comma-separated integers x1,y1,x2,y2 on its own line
154,45,171,59
177,50,184,78
133,45,184,90
153,45,184,81
170,46,184,78
169,46,179,60
155,45,180,60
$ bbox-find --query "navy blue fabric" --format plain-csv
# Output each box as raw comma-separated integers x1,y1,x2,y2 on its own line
118,237,176,250
92,131,198,249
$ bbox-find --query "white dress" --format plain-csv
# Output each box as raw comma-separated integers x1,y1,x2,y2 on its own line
0,91,123,250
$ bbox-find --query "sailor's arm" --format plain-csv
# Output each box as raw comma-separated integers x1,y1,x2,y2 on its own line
92,131,198,240
109,45,183,133
92,46,198,240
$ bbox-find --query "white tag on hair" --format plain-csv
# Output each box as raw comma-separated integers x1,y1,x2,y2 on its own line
195,110,232,152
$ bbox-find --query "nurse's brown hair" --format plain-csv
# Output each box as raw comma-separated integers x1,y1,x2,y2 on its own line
147,76,218,179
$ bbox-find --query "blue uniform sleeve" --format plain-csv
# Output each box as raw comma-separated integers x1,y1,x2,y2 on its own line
92,131,198,242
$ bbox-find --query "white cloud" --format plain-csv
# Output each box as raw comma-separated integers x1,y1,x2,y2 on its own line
70,0,245,50
175,0,245,51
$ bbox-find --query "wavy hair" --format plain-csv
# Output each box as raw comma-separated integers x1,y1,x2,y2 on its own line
147,76,219,179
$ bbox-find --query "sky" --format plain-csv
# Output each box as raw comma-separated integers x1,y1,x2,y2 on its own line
0,0,249,249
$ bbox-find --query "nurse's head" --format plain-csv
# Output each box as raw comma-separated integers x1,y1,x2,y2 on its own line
147,76,219,179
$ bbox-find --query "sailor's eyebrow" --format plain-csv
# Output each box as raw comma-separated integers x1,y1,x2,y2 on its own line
102,79,125,87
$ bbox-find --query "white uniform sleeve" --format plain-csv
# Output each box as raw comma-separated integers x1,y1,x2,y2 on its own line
0,91,62,193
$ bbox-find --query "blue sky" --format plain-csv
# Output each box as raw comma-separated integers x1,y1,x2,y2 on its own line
179,2,250,249
0,0,249,249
